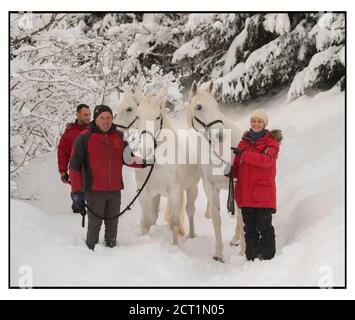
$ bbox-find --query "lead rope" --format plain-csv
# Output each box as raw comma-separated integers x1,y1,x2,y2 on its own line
82,158,155,228
227,168,235,216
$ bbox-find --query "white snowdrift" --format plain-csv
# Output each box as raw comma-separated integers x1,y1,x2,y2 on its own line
10,87,345,287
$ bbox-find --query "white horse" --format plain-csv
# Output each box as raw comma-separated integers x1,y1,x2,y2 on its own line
186,80,245,261
114,91,200,244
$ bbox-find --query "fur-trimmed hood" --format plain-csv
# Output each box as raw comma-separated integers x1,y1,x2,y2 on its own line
269,129,283,143
242,129,283,144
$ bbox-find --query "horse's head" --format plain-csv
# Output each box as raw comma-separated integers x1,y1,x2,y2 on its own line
135,92,168,159
187,80,225,143
113,89,139,131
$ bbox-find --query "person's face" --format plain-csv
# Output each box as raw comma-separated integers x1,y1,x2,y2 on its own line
76,108,91,125
250,117,265,133
95,112,113,133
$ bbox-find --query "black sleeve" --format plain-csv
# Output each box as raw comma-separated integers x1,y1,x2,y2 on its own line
69,134,87,173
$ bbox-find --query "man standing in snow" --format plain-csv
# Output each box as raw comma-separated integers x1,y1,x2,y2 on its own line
57,104,91,211
69,105,147,250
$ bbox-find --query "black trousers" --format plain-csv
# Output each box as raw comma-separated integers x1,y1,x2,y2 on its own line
85,191,121,250
241,207,275,261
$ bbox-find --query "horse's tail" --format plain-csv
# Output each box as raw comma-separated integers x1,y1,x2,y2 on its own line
164,192,185,236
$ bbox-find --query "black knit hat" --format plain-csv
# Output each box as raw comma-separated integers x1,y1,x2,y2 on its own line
93,105,113,121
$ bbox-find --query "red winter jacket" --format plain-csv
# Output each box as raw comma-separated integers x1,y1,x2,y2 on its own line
69,123,145,193
57,121,88,173
232,130,282,212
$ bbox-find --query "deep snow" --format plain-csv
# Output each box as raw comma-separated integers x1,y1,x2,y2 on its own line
10,87,345,287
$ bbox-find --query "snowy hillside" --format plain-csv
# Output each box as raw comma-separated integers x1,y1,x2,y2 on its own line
10,86,345,287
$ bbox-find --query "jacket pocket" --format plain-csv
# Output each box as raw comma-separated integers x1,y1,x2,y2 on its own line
253,180,272,203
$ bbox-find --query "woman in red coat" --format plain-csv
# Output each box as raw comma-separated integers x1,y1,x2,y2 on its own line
232,109,282,261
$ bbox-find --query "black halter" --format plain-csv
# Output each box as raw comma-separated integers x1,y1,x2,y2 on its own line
192,116,224,132
192,115,224,145
114,116,138,130
140,115,163,150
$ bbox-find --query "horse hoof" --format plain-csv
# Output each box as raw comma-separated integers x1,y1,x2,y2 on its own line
213,256,225,263
141,228,149,236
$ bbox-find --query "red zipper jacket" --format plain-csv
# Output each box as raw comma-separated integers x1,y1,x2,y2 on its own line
57,121,88,173
69,122,144,193
232,130,282,212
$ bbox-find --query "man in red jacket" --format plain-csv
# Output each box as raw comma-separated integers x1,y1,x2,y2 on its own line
232,109,282,261
69,105,147,250
57,104,91,184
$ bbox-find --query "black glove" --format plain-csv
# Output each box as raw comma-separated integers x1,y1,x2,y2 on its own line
71,192,85,213
231,147,242,158
60,171,70,184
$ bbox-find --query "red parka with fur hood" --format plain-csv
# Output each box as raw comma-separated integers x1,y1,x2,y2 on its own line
232,129,282,212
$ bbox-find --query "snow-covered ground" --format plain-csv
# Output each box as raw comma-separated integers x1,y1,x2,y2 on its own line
10,87,345,287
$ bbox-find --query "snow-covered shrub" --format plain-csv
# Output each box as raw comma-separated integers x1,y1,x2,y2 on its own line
127,64,183,112
263,13,291,36
214,18,314,102
287,45,345,101
172,14,251,84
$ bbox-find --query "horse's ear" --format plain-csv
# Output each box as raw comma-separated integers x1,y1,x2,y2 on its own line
159,95,167,113
123,88,138,105
157,88,167,101
191,81,198,97
207,80,213,93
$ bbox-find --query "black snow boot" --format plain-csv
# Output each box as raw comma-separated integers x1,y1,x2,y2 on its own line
86,240,95,251
104,239,117,248
257,209,276,260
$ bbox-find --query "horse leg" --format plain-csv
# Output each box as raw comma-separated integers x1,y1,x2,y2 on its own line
186,185,198,239
230,208,246,256
150,194,161,226
202,181,211,219
230,208,242,245
205,184,224,262
165,195,185,236
168,190,184,246
139,191,158,235
204,200,211,219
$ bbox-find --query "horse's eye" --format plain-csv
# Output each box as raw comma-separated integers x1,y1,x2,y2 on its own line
196,104,202,111
127,107,133,112
156,115,161,120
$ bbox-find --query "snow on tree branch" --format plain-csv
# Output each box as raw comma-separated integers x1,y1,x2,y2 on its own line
10,12,346,183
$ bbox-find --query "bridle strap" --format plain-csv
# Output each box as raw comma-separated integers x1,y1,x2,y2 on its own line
140,115,163,150
192,115,234,216
115,116,138,130
193,116,224,129
192,115,224,145
192,113,230,165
